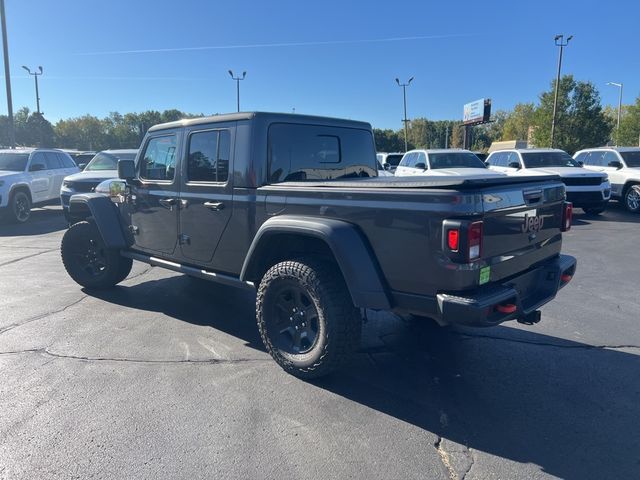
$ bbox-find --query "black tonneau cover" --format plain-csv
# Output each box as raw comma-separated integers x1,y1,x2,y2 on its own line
276,174,562,190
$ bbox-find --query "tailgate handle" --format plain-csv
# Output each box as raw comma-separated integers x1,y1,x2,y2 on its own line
523,189,543,205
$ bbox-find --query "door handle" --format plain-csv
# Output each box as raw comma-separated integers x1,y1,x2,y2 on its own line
159,198,177,210
203,201,225,211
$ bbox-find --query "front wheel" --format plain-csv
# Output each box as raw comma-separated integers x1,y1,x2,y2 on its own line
256,258,361,379
9,190,31,223
61,221,132,289
624,185,640,213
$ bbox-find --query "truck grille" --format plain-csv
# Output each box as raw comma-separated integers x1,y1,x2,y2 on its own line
563,177,602,186
67,181,101,193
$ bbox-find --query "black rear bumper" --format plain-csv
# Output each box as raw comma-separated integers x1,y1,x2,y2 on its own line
393,254,577,327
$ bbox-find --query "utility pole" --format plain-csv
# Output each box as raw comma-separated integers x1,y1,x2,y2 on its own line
228,70,246,112
550,34,573,148
395,77,414,151
0,0,15,147
606,82,623,146
22,65,43,114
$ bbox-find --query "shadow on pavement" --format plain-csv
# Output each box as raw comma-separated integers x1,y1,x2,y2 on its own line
0,207,68,237
86,274,640,479
574,201,639,224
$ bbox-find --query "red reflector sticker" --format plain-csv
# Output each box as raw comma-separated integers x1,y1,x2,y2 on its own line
561,274,572,282
496,303,517,314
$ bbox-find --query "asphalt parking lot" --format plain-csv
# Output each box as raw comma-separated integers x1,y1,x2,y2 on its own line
0,204,639,480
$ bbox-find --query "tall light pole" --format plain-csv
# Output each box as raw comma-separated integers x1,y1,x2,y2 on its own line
395,77,414,151
22,65,43,114
0,0,15,147
228,70,246,112
606,82,623,146
550,34,573,148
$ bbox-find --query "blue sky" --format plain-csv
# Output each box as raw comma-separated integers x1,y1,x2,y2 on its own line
4,0,640,129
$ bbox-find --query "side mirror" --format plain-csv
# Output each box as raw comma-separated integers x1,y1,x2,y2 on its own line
29,163,45,172
118,159,136,180
78,163,87,170
414,162,426,170
508,161,521,169
383,163,390,171
484,160,490,167
608,160,623,169
577,161,584,167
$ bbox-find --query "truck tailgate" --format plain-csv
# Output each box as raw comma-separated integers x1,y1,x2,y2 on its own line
481,180,566,283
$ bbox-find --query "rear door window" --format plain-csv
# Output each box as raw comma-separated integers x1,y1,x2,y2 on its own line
187,130,231,183
44,152,63,170
268,123,376,182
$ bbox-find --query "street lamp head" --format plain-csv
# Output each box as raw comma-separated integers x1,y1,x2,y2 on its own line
554,34,563,41
395,78,400,85
21,65,30,74
408,76,414,84
242,71,246,79
566,35,573,43
228,70,234,78
38,66,43,74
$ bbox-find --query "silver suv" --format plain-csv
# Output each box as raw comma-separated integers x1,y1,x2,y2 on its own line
573,147,640,213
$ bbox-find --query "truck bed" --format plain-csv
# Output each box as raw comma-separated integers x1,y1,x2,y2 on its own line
277,174,562,190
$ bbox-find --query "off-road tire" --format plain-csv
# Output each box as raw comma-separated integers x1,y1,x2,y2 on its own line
8,190,31,223
256,258,361,379
61,221,132,289
623,184,640,213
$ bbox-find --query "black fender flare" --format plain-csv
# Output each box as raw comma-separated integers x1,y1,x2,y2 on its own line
240,216,391,310
68,193,129,249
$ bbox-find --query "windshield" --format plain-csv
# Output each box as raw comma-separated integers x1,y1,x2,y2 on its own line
385,154,403,166
0,153,29,172
429,152,486,169
85,152,136,171
620,151,640,168
522,151,580,168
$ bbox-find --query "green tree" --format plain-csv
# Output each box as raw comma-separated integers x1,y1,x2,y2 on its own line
373,128,405,152
502,103,535,141
613,97,640,146
23,112,55,147
55,115,109,150
532,75,612,153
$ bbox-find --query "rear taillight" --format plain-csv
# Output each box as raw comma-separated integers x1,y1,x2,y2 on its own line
468,221,483,261
561,202,573,232
447,229,459,251
443,219,484,262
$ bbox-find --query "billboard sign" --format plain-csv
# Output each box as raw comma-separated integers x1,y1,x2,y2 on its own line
463,98,486,124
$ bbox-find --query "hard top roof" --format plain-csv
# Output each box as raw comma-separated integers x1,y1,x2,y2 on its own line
148,111,371,132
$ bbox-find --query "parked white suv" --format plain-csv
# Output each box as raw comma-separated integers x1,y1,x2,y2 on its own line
486,148,610,214
395,149,500,177
573,147,640,213
0,148,79,223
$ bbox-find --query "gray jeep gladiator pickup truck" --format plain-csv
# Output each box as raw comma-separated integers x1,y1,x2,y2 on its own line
61,112,576,378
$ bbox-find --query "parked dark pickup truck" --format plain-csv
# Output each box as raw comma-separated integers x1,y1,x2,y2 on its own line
61,112,576,378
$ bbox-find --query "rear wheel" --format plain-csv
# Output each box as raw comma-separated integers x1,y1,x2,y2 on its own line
61,221,132,288
624,184,640,213
256,258,361,379
9,190,31,223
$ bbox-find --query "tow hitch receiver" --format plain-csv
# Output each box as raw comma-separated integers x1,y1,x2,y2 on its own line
518,310,542,325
